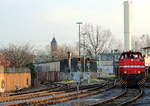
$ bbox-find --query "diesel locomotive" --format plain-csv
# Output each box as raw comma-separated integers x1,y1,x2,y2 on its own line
118,51,146,87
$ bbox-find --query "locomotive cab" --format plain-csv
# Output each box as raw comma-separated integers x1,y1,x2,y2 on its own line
118,51,145,87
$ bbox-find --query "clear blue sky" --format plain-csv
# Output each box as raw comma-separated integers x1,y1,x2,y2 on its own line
0,0,150,49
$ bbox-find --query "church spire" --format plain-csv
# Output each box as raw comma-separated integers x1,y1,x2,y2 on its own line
51,37,58,58
51,37,57,45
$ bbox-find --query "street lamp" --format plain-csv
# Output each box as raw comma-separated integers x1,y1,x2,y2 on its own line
76,22,83,57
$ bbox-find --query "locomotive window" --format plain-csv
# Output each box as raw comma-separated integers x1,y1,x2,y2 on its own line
129,54,141,59
128,54,135,59
120,54,138,59
125,54,128,58
134,55,138,58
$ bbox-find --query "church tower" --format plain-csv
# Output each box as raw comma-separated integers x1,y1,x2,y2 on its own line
51,37,58,58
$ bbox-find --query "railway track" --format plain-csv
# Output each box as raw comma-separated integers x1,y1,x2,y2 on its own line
9,83,64,96
0,83,66,102
144,82,150,88
91,87,143,106
34,83,115,106
2,81,115,106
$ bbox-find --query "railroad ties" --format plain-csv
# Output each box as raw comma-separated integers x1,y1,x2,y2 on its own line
91,87,144,106
0,79,115,106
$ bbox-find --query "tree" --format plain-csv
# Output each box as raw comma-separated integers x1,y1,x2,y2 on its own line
56,44,78,59
80,24,113,57
132,34,150,50
132,36,141,50
109,38,123,52
26,63,36,86
0,53,10,67
0,43,34,67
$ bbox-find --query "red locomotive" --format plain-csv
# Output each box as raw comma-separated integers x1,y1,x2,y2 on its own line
118,51,146,87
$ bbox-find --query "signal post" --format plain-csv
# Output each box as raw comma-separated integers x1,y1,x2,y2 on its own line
86,58,90,84
76,57,81,91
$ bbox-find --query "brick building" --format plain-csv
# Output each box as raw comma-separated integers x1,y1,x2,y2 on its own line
0,54,31,92
0,66,31,92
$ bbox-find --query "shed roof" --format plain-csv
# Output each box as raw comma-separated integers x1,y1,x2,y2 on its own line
141,46,150,50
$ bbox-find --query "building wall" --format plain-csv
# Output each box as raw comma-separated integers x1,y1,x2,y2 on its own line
35,61,60,72
97,61,114,74
34,58,98,83
0,66,31,92
37,71,59,83
97,53,120,74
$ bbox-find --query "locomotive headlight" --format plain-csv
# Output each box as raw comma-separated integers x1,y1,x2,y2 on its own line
124,71,127,74
137,71,141,74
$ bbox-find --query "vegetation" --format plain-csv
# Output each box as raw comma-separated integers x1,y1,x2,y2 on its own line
59,80,74,84
104,74,116,79
59,78,101,85
81,78,100,84
0,43,34,67
133,34,150,50
80,24,113,57
55,44,78,58
26,63,37,86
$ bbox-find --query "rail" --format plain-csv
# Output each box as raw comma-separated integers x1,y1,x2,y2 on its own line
117,88,143,106
91,87,143,106
5,82,115,106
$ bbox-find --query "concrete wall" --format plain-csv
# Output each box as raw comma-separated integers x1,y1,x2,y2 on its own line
36,71,99,83
37,71,59,83
59,72,98,80
35,62,60,72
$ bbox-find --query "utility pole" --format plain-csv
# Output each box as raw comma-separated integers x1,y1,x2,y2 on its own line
76,22,83,57
83,33,86,72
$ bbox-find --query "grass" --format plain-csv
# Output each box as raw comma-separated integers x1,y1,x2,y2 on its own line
59,78,101,85
104,74,117,79
80,78,101,85
59,80,75,84
90,78,100,83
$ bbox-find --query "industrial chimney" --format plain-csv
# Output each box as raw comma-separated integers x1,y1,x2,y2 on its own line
124,1,132,51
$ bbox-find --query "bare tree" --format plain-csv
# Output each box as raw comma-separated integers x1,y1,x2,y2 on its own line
132,34,150,50
0,43,34,67
0,53,10,67
140,34,150,48
56,44,78,59
80,24,113,57
132,36,141,51
109,37,123,52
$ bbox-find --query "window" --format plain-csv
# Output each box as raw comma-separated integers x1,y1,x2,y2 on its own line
26,79,29,86
1,80,4,89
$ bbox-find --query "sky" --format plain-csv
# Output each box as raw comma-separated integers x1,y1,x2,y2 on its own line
0,0,150,49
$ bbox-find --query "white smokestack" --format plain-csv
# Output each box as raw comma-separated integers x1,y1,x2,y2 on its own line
124,1,132,51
